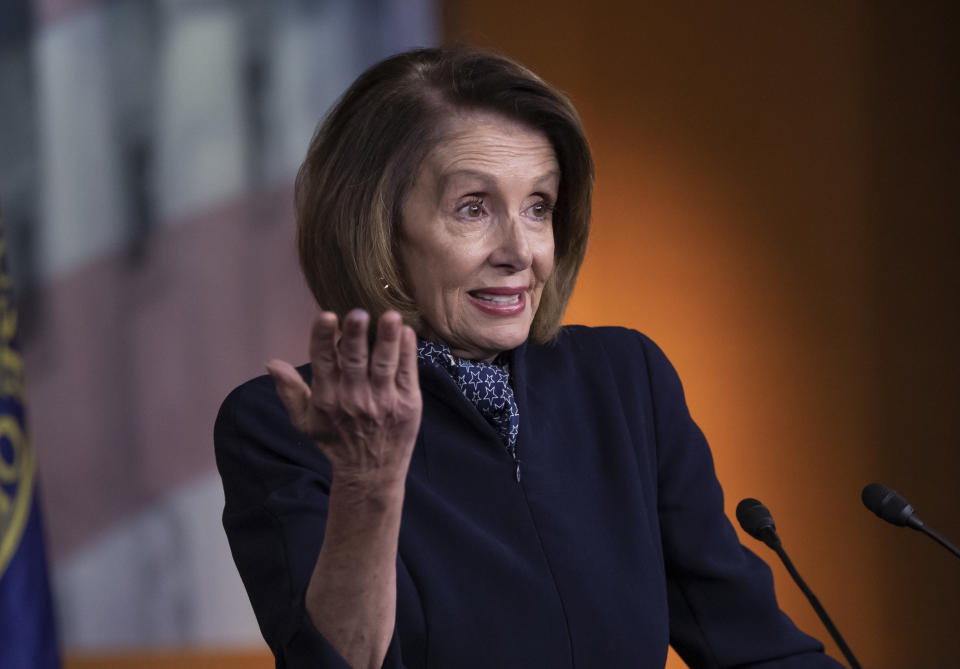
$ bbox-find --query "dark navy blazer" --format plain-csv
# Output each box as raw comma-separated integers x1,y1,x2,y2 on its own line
215,326,844,668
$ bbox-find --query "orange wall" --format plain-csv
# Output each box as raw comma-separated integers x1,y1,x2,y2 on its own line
446,2,960,667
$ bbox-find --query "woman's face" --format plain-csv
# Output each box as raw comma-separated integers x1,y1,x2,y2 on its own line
398,111,559,361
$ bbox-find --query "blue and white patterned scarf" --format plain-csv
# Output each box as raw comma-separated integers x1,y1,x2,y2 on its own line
417,340,521,482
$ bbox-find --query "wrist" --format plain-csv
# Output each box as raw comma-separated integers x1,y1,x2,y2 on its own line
322,472,406,559
330,469,407,507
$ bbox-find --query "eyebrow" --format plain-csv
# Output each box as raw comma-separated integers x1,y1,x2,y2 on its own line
436,169,561,195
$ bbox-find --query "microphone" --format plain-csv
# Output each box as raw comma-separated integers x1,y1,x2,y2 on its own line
736,498,862,669
861,482,960,560
735,498,780,549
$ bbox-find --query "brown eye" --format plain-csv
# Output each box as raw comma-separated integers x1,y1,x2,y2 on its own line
526,199,554,221
457,199,485,219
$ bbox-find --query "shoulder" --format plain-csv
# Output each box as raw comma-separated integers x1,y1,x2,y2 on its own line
216,373,283,439
529,325,689,418
217,364,311,430
553,324,651,348
541,324,676,378
214,364,319,469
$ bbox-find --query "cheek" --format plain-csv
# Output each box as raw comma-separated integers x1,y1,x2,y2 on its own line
430,240,488,286
535,234,556,281
406,241,474,301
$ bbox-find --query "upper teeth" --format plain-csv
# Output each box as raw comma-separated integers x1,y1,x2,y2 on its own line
476,293,519,304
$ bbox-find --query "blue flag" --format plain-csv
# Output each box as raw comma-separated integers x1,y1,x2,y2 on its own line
0,225,61,668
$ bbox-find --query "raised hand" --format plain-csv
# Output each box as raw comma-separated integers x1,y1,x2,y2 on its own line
263,309,420,667
266,309,422,485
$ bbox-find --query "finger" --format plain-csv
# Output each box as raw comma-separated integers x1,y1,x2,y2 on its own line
266,359,312,432
338,309,370,392
370,311,402,392
395,325,419,393
309,311,340,398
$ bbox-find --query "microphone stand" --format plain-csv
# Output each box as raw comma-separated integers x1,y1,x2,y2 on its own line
767,537,862,669
914,523,960,560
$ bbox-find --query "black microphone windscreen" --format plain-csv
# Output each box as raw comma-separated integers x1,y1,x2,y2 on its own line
861,482,915,527
736,498,777,541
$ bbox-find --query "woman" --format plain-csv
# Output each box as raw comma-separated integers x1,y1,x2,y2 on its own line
215,47,844,668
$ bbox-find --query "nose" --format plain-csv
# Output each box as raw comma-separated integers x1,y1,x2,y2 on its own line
489,215,533,271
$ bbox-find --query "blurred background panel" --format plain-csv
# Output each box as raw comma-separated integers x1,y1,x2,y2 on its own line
1,0,437,662
2,0,957,667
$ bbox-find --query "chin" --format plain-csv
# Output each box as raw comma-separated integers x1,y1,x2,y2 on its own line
475,328,530,358
446,315,534,360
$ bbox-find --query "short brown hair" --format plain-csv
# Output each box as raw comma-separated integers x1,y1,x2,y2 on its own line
295,46,593,342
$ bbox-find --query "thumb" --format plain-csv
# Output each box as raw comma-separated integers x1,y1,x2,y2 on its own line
266,359,313,432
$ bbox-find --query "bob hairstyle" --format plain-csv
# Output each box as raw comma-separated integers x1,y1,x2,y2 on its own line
295,46,593,343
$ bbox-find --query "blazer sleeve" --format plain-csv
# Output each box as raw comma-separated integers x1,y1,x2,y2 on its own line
637,334,846,668
214,372,406,669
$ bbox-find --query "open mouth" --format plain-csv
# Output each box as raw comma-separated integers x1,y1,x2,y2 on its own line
468,291,522,305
